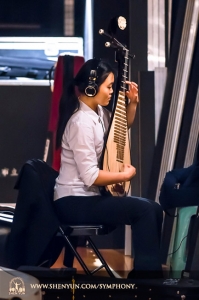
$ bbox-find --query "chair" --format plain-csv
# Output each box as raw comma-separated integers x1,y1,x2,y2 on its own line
7,158,116,277
161,206,198,278
170,206,198,277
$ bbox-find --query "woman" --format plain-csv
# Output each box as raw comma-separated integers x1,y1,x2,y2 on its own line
54,58,163,278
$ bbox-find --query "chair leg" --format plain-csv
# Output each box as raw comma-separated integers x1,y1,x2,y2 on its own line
59,227,91,275
59,226,115,277
87,237,115,278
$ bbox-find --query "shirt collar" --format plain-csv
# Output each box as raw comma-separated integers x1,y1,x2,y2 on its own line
79,100,104,124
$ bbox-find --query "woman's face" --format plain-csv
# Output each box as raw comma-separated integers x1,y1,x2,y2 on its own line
95,72,114,107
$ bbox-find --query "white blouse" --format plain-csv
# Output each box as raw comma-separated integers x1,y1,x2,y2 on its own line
54,100,110,200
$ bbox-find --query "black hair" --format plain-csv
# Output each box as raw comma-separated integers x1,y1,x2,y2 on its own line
56,58,115,149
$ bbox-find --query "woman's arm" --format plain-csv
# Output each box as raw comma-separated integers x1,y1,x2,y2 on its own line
93,164,136,186
125,81,139,128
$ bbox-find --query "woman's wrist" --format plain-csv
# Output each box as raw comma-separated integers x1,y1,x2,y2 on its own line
128,96,139,106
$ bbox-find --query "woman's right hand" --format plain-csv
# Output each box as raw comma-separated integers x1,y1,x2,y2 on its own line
123,164,136,181
94,164,136,186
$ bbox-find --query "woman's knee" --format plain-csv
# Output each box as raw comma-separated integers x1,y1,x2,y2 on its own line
131,197,158,218
142,199,163,221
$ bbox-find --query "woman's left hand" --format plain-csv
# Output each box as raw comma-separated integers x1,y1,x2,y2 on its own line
125,81,139,104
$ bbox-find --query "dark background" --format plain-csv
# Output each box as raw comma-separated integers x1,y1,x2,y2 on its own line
1,0,197,250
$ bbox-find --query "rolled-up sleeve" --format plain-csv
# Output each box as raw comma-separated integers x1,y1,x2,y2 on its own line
67,121,99,187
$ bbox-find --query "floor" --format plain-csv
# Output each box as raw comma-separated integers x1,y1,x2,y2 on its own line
75,247,134,278
51,246,169,278
51,246,133,278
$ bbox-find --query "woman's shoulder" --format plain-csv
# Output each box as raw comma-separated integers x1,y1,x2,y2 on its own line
69,109,84,123
67,109,92,129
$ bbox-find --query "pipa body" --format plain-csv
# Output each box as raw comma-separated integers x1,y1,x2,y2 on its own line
100,48,131,196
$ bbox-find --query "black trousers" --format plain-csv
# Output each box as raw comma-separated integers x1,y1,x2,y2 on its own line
54,195,163,271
